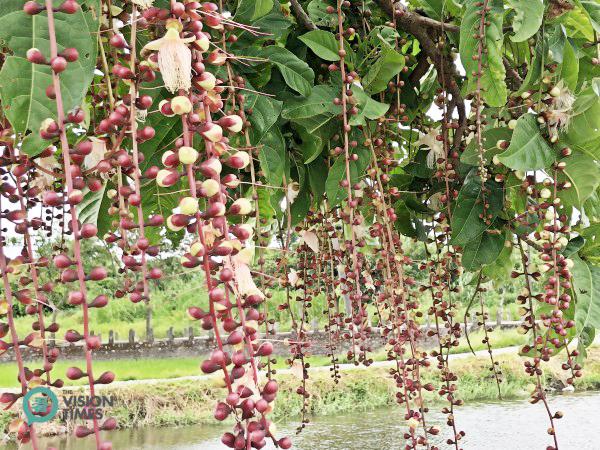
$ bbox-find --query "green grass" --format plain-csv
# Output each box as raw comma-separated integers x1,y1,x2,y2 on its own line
0,329,527,388
0,357,204,387
5,347,599,435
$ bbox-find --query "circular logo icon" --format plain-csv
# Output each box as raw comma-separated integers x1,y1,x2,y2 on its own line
22,386,59,425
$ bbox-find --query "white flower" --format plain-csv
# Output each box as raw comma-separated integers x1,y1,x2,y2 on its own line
32,154,60,190
299,230,319,253
143,22,195,93
84,138,107,171
287,269,301,287
546,80,575,133
417,128,445,168
131,0,154,8
286,182,300,204
225,249,265,299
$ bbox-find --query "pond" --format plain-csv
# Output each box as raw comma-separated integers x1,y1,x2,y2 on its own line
23,391,600,449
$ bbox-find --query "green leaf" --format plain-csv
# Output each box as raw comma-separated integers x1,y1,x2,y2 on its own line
297,126,324,164
559,40,579,91
482,244,513,281
137,89,182,171
235,0,274,22
460,127,512,165
362,44,405,94
299,30,340,61
563,86,600,159
282,85,341,132
460,0,507,106
246,92,283,145
258,129,286,187
462,230,506,271
577,0,600,33
408,0,462,20
77,182,112,238
497,114,556,170
257,185,277,220
325,146,370,206
349,88,390,126
306,0,338,27
517,36,546,95
0,1,99,154
559,151,600,208
508,0,544,42
261,46,314,96
307,159,328,203
572,254,600,331
451,170,503,245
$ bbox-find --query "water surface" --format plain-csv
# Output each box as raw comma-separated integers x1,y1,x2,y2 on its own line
26,391,600,449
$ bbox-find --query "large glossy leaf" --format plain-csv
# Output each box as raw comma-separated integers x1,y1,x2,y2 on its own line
258,129,286,187
138,95,182,171
497,114,556,170
460,0,506,106
563,86,600,159
576,0,600,33
325,146,370,206
261,46,314,96
460,127,512,166
349,88,390,126
362,44,405,94
246,92,283,145
306,0,338,27
78,181,112,238
0,0,99,155
572,254,600,331
235,0,274,22
508,0,544,42
408,0,462,20
282,85,340,132
299,30,340,61
462,230,506,271
559,151,600,208
559,40,579,91
451,170,503,245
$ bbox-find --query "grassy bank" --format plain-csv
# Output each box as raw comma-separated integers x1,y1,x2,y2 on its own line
0,329,526,387
3,347,599,436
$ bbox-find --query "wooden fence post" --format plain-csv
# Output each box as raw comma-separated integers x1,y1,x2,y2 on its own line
108,330,114,346
128,329,136,345
167,327,174,345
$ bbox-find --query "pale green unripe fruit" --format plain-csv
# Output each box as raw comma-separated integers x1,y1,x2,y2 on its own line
201,179,220,197
156,169,173,187
167,215,184,231
179,197,199,215
171,96,192,115
178,146,198,164
539,188,552,199
190,241,205,257
231,198,253,215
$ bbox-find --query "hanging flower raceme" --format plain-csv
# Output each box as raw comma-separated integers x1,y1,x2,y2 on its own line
417,128,445,168
143,20,195,93
544,80,575,136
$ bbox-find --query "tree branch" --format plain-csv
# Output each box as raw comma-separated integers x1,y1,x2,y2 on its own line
290,0,318,31
503,56,523,87
375,0,466,149
408,51,431,86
